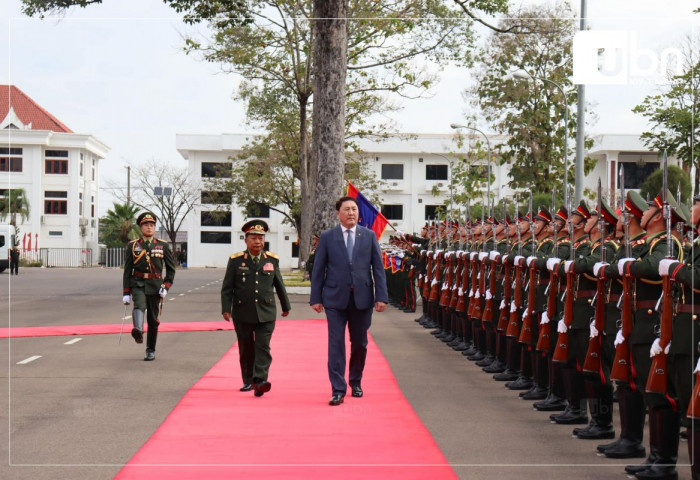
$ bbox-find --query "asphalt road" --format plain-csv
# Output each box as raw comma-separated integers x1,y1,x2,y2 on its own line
0,267,693,479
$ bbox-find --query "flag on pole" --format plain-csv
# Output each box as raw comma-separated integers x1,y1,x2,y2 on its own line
346,181,389,239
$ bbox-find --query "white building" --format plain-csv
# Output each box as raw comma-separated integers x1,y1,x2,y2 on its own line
0,85,109,263
176,132,677,269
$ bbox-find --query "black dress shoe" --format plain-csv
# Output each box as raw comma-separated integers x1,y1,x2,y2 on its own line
483,359,506,373
475,354,495,367
597,437,622,454
131,328,143,344
240,384,253,392
329,393,345,406
604,438,647,459
254,381,272,397
623,455,657,474
634,464,678,479
506,376,533,390
144,350,155,361
552,408,588,425
575,424,615,440
493,369,520,381
351,385,363,398
520,386,549,400
534,394,567,412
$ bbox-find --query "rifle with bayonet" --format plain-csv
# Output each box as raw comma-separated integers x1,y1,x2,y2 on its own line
611,165,633,382
520,192,538,344
497,200,513,333
553,189,576,363
537,189,558,352
506,199,524,338
646,151,674,394
583,178,607,373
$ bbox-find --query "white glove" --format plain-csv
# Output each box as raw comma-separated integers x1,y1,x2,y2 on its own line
468,288,474,298
485,290,493,300
564,260,574,273
489,250,499,261
546,257,561,272
658,259,677,277
431,278,438,286
614,330,625,347
159,287,168,298
526,256,537,267
501,254,509,264
522,309,529,320
458,287,464,296
557,319,567,334
589,320,599,339
649,338,671,357
435,249,443,256
514,255,524,266
694,357,700,374
593,262,609,277
470,252,477,261
540,311,550,325
417,273,423,281
441,282,448,290
122,295,131,305
398,252,405,259
618,258,636,276
510,301,517,313
475,290,481,299
499,299,506,310
479,252,488,261
456,250,464,256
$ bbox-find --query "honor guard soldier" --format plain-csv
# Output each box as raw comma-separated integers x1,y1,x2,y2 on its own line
221,219,291,397
122,212,176,361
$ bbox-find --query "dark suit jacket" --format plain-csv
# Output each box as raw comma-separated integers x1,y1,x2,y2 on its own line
310,224,388,310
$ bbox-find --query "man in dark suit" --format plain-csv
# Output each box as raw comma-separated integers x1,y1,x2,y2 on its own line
310,196,389,406
221,219,291,397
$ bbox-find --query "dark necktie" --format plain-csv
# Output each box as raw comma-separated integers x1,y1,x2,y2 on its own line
346,229,354,262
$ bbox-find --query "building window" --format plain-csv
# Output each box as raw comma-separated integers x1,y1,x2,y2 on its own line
201,191,233,205
381,204,403,220
201,162,232,178
201,211,232,227
0,147,23,172
381,164,404,180
80,162,84,177
246,202,270,218
92,159,95,181
79,193,83,216
45,190,68,215
426,164,448,180
201,231,232,244
48,231,63,237
425,205,442,220
291,242,299,258
619,162,658,190
45,150,68,174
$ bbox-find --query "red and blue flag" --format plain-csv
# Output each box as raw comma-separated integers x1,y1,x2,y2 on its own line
346,181,389,239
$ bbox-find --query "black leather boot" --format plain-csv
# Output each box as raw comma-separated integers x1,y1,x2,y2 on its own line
577,380,615,439
635,407,679,480
605,386,646,459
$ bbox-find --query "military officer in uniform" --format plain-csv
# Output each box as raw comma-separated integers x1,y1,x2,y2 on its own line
122,212,176,361
221,219,291,397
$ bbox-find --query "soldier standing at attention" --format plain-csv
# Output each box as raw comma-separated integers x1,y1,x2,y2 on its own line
221,220,291,397
9,245,20,275
122,212,176,361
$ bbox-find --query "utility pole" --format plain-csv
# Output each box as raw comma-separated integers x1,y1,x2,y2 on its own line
125,166,131,206
574,0,587,202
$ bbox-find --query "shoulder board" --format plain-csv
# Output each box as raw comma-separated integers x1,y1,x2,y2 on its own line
230,251,245,259
556,239,569,245
266,251,279,259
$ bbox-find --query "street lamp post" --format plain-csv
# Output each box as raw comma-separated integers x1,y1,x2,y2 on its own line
449,123,493,210
511,69,570,201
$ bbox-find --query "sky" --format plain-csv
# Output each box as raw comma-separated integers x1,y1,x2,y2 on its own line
1,0,698,216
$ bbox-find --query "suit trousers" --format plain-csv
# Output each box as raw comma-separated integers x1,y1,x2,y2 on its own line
234,319,276,383
326,291,373,395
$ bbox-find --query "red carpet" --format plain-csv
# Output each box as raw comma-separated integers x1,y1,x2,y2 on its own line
0,321,232,338
113,319,456,479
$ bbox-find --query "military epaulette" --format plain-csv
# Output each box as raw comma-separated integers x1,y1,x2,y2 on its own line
556,238,569,245
573,239,589,249
631,238,646,247
230,251,245,259
265,251,279,259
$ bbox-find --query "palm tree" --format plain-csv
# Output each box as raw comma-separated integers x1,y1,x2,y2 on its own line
101,203,140,246
0,188,30,246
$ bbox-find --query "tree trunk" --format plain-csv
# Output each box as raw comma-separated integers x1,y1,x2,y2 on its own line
299,94,313,268
311,0,348,234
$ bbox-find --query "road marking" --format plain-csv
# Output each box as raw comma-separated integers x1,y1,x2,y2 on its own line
17,355,42,365
179,293,185,296
64,338,82,345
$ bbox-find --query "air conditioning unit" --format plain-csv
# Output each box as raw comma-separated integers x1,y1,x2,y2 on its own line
80,226,87,237
79,217,88,227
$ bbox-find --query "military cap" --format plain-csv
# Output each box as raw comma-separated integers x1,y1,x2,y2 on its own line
491,216,500,226
626,190,648,219
674,203,690,227
516,210,526,222
503,214,513,226
555,205,568,222
242,219,269,235
572,199,591,219
534,206,552,223
592,199,618,226
694,194,700,203
137,212,157,226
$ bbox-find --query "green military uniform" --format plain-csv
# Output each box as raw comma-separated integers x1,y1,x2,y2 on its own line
221,220,291,392
123,212,176,360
